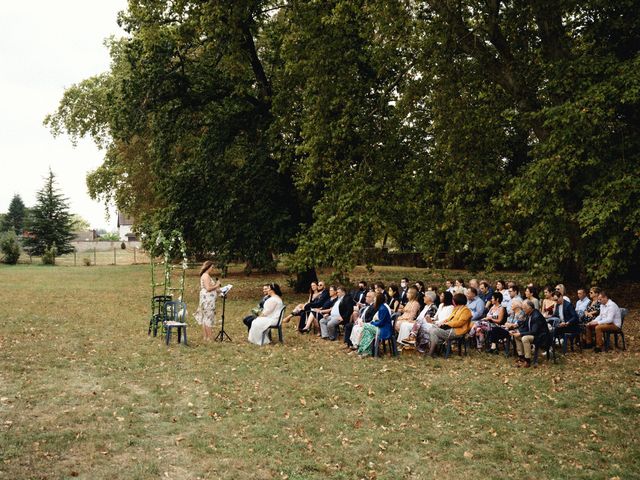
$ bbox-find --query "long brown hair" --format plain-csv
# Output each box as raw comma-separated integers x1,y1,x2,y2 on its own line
374,292,385,311
199,260,214,276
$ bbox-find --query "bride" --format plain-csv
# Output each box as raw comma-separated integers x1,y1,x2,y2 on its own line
248,284,284,345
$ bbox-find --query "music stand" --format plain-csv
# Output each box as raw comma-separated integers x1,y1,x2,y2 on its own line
215,285,233,342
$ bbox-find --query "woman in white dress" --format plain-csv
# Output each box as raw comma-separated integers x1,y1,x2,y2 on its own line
248,283,284,345
194,261,221,341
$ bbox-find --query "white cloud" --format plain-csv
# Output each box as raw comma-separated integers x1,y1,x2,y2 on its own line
0,0,128,229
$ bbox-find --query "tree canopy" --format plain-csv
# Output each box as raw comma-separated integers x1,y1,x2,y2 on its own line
46,0,640,283
2,194,26,235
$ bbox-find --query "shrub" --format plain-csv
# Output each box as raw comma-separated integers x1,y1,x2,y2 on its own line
82,257,92,266
42,244,58,265
120,241,126,250
0,231,21,264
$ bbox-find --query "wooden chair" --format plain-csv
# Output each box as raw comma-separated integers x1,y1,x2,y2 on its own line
163,301,188,346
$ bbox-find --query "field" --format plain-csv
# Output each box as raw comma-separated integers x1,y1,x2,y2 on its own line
1,264,639,480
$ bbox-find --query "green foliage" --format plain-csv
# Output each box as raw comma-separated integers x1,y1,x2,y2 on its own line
0,231,21,264
69,214,90,231
22,170,75,257
99,232,120,241
2,195,27,235
46,0,640,284
41,244,58,265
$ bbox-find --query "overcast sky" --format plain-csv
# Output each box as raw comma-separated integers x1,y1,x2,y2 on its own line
0,0,128,230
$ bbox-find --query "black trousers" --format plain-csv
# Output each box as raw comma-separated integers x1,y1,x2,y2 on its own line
343,322,354,346
243,315,256,331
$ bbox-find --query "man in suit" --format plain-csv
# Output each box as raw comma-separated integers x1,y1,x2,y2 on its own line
352,280,368,306
299,280,329,332
399,278,409,305
427,293,472,357
320,286,355,340
243,284,270,331
511,300,551,368
549,290,579,341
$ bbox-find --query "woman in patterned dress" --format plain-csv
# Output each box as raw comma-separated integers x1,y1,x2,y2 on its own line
194,261,221,341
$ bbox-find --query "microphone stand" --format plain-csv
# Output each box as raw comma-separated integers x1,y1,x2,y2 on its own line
214,293,232,342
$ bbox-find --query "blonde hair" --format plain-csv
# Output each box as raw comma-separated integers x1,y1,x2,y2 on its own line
511,299,523,310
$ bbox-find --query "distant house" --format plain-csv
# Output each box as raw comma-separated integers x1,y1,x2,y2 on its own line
117,212,138,241
72,230,97,241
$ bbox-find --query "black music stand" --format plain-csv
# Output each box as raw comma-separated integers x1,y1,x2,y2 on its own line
215,292,232,342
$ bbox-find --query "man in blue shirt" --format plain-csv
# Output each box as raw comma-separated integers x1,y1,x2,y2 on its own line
575,288,591,321
466,287,486,322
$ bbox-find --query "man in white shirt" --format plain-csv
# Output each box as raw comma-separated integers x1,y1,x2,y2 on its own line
585,291,622,352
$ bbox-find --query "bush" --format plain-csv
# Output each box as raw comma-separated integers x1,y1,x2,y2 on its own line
0,231,21,264
82,257,92,266
42,244,58,265
120,241,126,250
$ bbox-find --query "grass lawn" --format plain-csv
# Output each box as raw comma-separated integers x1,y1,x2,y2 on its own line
1,264,639,479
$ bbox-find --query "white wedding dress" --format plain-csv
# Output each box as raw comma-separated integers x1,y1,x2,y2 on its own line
248,295,284,345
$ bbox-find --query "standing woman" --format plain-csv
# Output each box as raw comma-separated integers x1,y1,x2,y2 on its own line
248,284,284,345
194,261,221,341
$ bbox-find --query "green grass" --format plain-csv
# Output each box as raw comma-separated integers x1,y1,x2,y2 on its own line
0,264,639,479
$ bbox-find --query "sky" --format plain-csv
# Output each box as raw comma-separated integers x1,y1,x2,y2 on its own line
0,0,128,230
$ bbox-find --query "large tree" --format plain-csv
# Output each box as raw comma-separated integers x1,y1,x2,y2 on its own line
46,0,640,283
23,170,75,256
2,194,26,235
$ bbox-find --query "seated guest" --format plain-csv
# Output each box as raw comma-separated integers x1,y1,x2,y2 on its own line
387,284,401,313
410,291,439,352
243,284,270,331
541,285,556,318
510,300,551,368
352,280,368,307
454,278,467,295
486,297,525,353
373,282,389,303
433,291,454,325
248,284,284,345
399,278,410,305
478,280,494,309
585,291,622,352
304,285,337,334
357,293,393,357
469,291,506,351
395,287,421,341
347,290,376,349
466,287,485,323
504,282,523,315
582,287,601,344
575,288,591,320
415,281,426,307
524,286,540,311
298,280,329,332
427,285,440,307
495,280,509,305
445,279,455,293
555,283,571,302
468,278,479,291
548,291,579,340
427,293,472,357
283,281,320,325
320,286,355,341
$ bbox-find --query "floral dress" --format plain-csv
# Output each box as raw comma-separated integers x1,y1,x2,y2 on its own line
194,274,217,327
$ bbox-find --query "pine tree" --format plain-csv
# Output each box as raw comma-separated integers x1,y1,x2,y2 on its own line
23,169,75,256
2,194,26,235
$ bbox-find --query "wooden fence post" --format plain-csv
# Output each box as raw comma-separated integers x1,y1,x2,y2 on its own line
113,247,116,265
94,248,97,266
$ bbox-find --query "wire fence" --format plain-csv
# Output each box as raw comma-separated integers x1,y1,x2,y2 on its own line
18,246,151,266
